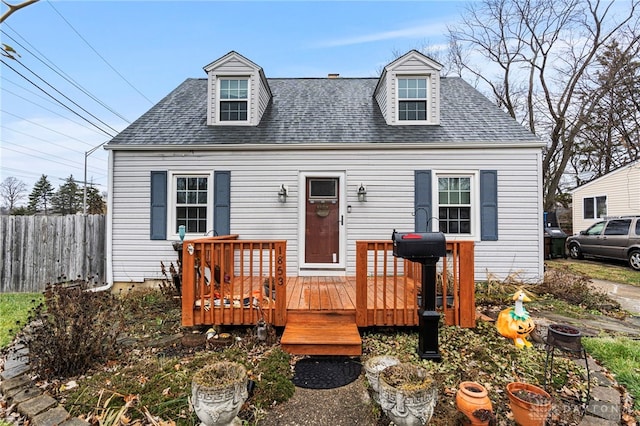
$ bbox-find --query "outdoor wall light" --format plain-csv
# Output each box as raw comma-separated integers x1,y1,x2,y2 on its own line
357,184,367,202
278,184,288,203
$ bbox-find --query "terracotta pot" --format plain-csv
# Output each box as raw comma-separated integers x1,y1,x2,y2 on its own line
506,382,552,426
363,355,400,404
192,362,248,426
455,381,493,425
378,363,437,426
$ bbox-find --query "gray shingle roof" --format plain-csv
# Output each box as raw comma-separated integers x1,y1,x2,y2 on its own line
106,77,540,147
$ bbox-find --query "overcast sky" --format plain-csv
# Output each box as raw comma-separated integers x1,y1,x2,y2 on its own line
1,1,465,195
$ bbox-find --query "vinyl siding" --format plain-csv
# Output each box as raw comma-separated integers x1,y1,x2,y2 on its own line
205,56,270,126
110,146,543,284
571,162,640,233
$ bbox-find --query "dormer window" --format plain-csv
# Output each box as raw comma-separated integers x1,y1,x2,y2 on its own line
219,78,249,122
373,50,442,126
398,77,428,121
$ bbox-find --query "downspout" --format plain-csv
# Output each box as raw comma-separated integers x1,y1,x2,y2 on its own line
89,149,114,293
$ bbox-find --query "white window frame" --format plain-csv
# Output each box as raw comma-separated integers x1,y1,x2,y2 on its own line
168,171,214,240
396,75,429,124
583,195,607,220
216,77,251,124
433,171,480,240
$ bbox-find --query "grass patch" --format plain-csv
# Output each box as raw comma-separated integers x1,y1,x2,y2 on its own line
546,259,640,286
0,292,42,348
582,336,640,410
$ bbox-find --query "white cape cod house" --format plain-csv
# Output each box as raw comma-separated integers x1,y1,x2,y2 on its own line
104,50,545,290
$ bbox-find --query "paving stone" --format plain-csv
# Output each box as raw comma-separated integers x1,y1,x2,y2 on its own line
578,415,618,426
591,385,620,403
586,400,621,422
4,348,30,370
0,374,31,393
18,394,57,418
1,362,30,380
60,418,91,426
573,357,601,373
32,405,70,426
591,370,615,386
10,386,42,404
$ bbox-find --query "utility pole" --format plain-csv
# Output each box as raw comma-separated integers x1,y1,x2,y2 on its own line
84,141,107,215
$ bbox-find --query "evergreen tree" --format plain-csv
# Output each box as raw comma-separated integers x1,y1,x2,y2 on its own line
52,175,82,215
27,174,54,215
85,186,106,214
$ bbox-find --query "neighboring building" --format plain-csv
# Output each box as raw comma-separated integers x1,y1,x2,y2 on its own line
571,160,640,234
104,50,545,288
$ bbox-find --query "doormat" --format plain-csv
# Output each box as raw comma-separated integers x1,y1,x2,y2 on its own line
292,357,362,389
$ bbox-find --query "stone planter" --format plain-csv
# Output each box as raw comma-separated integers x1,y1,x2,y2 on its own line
192,361,249,426
363,355,400,403
506,382,551,426
455,381,493,425
378,363,437,426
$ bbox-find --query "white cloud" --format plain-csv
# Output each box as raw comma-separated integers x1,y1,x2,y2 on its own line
315,22,451,48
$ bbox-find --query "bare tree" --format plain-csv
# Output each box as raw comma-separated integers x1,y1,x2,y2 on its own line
448,0,639,209
0,0,38,24
572,39,640,184
0,176,27,213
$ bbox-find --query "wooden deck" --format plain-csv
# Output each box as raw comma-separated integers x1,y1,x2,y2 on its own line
180,237,476,356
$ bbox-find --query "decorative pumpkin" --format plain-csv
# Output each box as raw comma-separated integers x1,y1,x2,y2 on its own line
496,290,535,349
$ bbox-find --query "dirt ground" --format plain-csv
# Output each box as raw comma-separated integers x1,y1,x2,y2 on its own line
257,375,379,426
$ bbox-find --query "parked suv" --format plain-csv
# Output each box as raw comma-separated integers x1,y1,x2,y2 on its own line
566,215,640,271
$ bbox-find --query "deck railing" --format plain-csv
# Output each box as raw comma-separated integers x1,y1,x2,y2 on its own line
355,240,475,328
181,236,287,327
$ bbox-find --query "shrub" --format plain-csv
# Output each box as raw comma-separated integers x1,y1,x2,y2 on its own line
25,279,124,379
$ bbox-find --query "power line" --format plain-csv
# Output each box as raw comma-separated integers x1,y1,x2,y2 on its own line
46,0,154,105
2,143,89,169
2,25,132,125
1,58,117,138
1,110,110,153
1,81,109,137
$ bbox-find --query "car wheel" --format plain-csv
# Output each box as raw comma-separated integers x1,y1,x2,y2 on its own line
629,250,640,271
568,243,583,260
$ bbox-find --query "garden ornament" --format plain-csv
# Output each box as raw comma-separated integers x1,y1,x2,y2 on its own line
496,289,535,349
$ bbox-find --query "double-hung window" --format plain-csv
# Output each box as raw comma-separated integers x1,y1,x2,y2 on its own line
219,78,248,122
438,176,472,235
398,77,428,122
583,196,607,219
175,175,209,234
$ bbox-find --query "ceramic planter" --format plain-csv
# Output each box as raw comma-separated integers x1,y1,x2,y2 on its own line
378,363,437,426
192,362,249,426
506,382,552,426
363,355,400,404
455,381,493,425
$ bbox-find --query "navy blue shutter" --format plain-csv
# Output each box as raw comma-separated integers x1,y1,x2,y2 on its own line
150,171,167,240
414,170,432,232
214,171,231,236
480,170,498,241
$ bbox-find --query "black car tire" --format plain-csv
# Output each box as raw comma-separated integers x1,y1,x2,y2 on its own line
568,243,583,260
629,250,640,271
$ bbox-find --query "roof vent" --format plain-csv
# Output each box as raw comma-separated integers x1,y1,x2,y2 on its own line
328,73,340,79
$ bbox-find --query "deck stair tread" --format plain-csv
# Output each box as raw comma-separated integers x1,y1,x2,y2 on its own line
281,312,362,356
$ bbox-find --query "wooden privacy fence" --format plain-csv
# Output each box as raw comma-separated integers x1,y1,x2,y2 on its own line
0,215,106,292
355,240,475,328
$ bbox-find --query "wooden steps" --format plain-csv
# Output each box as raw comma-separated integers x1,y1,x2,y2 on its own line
281,311,362,356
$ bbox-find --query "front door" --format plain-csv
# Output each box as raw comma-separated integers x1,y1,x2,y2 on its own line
304,177,341,264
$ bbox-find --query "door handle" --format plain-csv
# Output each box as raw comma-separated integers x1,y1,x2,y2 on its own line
340,215,344,225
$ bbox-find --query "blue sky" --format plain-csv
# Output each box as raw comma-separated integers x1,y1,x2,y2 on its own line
1,1,465,196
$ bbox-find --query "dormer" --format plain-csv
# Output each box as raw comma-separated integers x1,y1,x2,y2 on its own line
374,50,442,126
204,51,272,126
